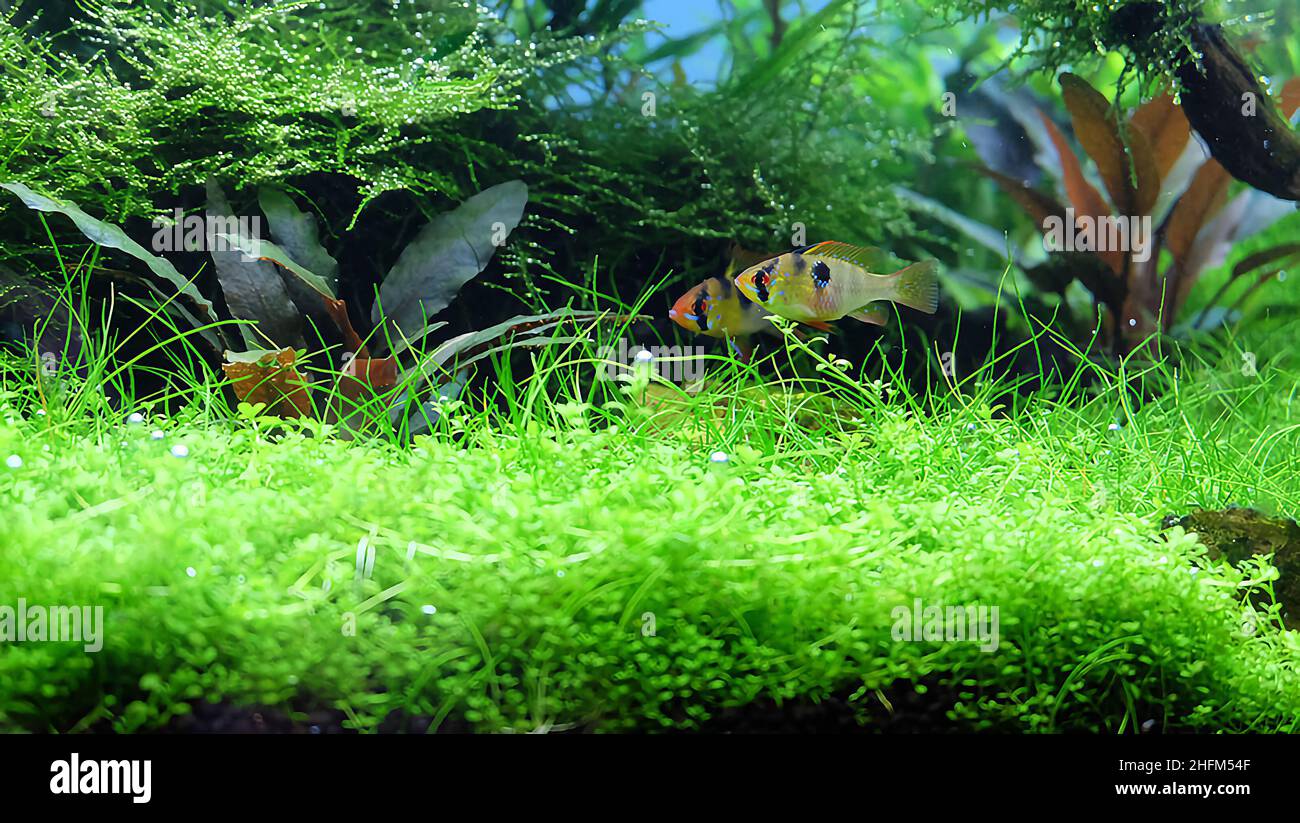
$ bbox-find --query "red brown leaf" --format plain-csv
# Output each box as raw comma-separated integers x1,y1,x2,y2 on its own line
222,348,313,418
1281,77,1300,120
1037,110,1124,274
1231,244,1300,280
1038,110,1113,221
1059,73,1160,218
1165,159,1232,269
325,298,369,359
1129,93,1191,182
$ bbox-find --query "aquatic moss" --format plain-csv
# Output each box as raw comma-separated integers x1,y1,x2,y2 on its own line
1,350,1298,732
0,1,607,222
0,1,931,312
919,0,1213,83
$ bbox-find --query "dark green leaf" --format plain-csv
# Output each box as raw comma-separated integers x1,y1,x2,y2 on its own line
206,181,303,349
257,188,340,291
213,232,336,299
373,180,528,352
0,181,217,324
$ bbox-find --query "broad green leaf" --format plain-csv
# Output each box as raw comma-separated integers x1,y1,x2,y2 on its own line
0,181,217,322
257,188,340,290
207,181,303,349
213,232,336,299
373,180,528,349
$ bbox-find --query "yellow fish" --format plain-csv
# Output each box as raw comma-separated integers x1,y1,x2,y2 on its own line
733,241,939,324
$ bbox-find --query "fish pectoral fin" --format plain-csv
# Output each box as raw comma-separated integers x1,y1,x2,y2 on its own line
846,304,890,326
727,336,755,362
800,319,834,333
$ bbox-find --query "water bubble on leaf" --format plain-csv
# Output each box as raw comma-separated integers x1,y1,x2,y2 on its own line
151,430,165,440
1108,422,1122,431
170,444,190,458
127,412,145,424
5,455,21,469
709,451,729,464
421,604,437,615
186,567,197,577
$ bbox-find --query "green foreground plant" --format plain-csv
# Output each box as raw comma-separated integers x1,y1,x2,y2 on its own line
1,267,1298,733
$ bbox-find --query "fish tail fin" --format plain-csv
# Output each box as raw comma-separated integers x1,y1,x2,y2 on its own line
886,260,940,314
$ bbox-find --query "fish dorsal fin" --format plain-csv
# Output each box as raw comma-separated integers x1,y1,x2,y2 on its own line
803,241,894,272
727,242,781,277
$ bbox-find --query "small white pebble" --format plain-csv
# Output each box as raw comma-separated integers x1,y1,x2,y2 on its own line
5,454,22,469
150,430,165,440
127,412,145,424
709,450,729,464
170,444,189,458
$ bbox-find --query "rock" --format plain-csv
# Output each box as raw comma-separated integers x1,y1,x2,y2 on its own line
1167,507,1300,630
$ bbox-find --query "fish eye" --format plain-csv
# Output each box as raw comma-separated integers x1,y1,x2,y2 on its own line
692,296,709,330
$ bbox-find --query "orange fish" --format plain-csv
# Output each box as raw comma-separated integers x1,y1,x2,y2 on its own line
670,275,861,360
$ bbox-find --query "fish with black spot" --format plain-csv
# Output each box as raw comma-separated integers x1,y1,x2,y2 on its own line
669,251,838,360
733,241,939,326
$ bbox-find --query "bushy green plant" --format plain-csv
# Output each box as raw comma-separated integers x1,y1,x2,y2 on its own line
0,1,934,321
2,310,1300,732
